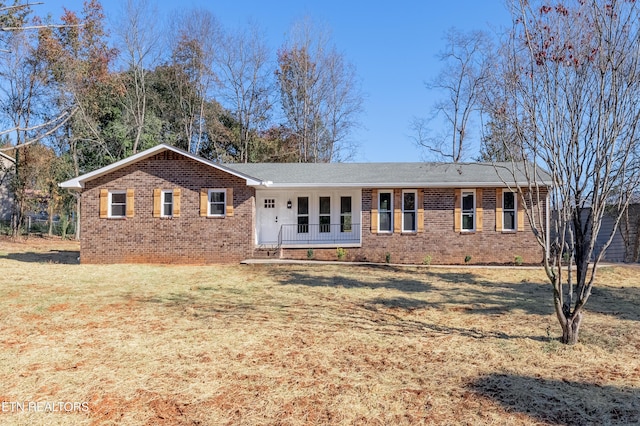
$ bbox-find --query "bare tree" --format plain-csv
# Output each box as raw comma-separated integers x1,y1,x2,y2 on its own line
115,0,161,155
500,0,640,344
215,21,273,163
276,18,363,163
412,28,493,162
168,8,220,155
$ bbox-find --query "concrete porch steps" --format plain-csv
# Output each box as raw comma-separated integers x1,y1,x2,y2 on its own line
252,246,281,259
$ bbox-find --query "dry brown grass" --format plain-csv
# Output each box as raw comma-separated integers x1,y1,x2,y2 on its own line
0,237,638,425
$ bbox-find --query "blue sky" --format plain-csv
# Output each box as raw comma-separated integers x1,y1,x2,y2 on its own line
37,1,512,162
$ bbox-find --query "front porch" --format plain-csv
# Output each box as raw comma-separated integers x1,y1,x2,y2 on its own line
278,223,361,248
255,188,362,249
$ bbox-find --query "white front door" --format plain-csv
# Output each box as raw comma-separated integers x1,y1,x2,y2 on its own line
257,196,287,245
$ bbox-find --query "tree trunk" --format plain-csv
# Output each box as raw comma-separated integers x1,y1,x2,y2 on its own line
560,311,583,345
48,191,54,237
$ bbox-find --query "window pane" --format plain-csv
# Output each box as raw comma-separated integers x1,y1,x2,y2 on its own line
210,191,225,203
380,193,391,211
341,215,352,232
341,196,352,233
380,212,392,231
319,215,331,233
210,203,224,216
462,193,474,211
504,192,515,210
163,203,173,216
341,197,351,214
112,204,126,217
297,216,309,233
404,193,415,211
504,211,515,230
112,193,126,204
403,212,416,231
297,197,308,215
320,197,331,215
163,192,173,203
462,214,474,230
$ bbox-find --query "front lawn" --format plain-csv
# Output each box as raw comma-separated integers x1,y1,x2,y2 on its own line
0,238,638,425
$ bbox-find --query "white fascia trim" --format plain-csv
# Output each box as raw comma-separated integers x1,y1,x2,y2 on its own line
248,181,549,189
59,144,262,189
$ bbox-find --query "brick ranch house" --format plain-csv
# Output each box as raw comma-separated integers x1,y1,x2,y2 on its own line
59,143,551,265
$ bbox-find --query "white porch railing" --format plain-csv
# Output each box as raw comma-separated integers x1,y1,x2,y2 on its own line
278,223,361,247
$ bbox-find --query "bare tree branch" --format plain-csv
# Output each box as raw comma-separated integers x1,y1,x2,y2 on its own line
497,0,640,344
414,28,493,162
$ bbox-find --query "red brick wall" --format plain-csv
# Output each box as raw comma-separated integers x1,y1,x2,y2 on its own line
281,187,547,265
80,151,255,264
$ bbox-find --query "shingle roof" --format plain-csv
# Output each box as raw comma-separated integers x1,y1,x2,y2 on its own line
58,143,552,189
226,161,552,188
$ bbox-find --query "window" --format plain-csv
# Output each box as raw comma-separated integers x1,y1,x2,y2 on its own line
503,191,516,231
101,189,133,219
378,191,393,232
155,188,180,218
297,197,309,233
264,199,275,209
341,196,352,232
110,191,126,218
319,196,331,233
200,188,231,217
461,191,475,231
208,190,226,216
162,191,173,217
402,191,417,232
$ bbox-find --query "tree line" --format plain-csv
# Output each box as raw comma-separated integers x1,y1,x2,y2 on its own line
0,0,363,236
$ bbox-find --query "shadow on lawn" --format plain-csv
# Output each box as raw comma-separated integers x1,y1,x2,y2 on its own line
274,265,553,315
359,298,547,341
0,250,79,264
270,264,640,343
273,266,435,293
587,285,640,322
469,373,640,425
275,265,640,321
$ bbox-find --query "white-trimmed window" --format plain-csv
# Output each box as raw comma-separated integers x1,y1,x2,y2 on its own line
208,189,226,217
340,196,352,233
319,196,331,233
297,196,309,233
162,190,174,217
378,191,393,232
109,191,127,218
402,190,417,232
461,190,475,231
503,191,517,231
